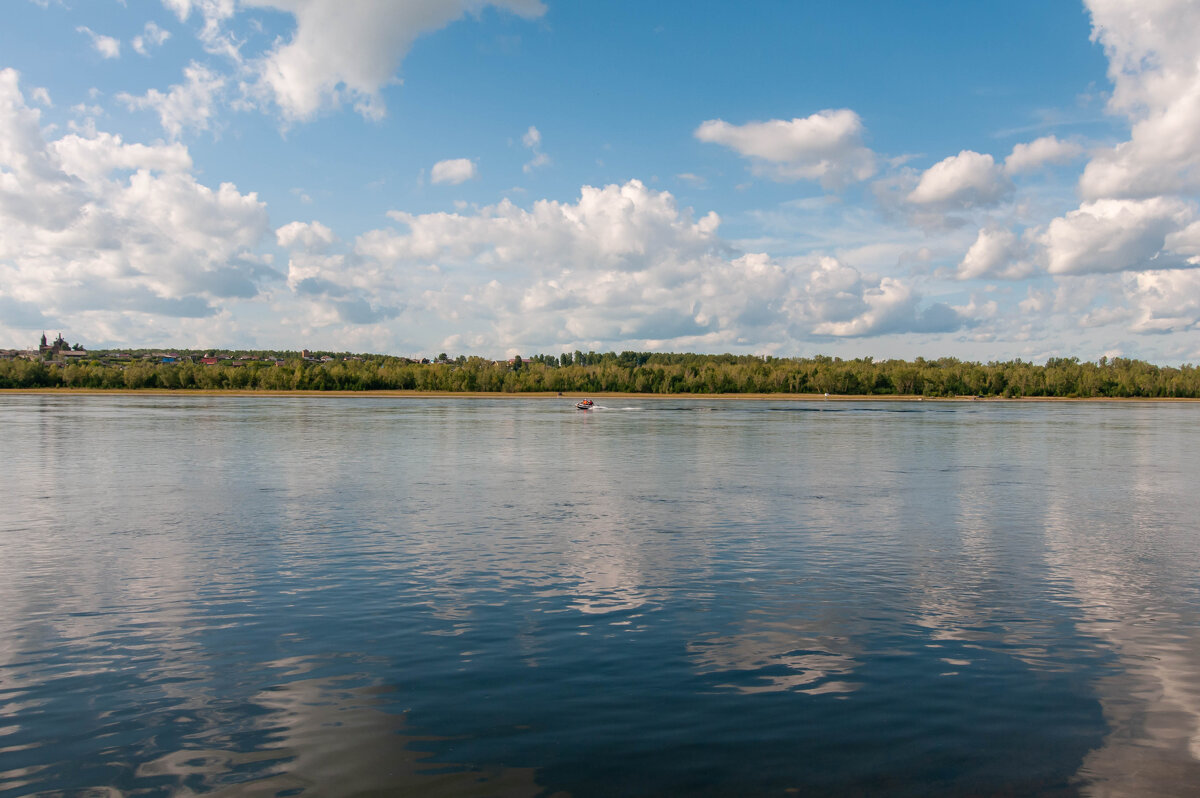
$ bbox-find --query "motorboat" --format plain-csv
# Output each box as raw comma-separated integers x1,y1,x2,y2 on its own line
576,399,594,410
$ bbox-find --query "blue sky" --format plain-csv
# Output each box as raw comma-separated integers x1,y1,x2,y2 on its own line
2,0,1199,362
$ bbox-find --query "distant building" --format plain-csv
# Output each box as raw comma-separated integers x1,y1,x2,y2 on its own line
37,332,89,361
39,332,80,356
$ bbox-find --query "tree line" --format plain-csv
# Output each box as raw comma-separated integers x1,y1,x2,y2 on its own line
2,352,1199,398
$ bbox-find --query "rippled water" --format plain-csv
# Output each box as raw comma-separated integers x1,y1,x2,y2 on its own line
3,394,1200,797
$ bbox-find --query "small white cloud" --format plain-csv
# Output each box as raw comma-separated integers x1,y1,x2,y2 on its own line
958,227,1034,280
162,0,193,21
71,103,104,118
695,109,876,188
118,62,225,140
430,158,478,185
523,152,550,174
676,172,707,188
30,87,52,107
132,21,171,56
1005,135,1084,174
907,150,1012,209
77,26,121,59
522,125,549,173
244,0,546,122
277,220,336,251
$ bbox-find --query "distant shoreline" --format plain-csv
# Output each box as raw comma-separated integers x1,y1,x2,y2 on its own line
3,388,1199,402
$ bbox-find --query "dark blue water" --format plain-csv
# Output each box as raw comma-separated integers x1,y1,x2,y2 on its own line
2,395,1200,796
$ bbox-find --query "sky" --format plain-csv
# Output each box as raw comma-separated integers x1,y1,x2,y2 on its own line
1,0,1199,362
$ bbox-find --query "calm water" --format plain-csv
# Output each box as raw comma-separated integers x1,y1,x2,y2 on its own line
2,395,1200,797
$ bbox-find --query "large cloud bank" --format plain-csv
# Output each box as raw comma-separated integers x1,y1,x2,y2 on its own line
0,69,271,343
946,0,1200,348
277,180,968,352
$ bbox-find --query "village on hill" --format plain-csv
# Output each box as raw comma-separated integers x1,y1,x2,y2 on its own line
0,332,465,368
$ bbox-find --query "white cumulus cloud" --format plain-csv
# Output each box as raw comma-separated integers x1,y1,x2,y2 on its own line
118,62,226,140
1005,135,1084,174
241,0,546,122
695,109,876,188
1165,220,1200,265
1124,270,1200,334
277,220,336,252
430,158,478,185
803,257,962,337
361,179,719,269
77,26,121,59
338,181,963,350
958,227,1034,280
1001,0,1200,307
1080,0,1200,200
906,150,1012,210
132,21,172,56
1039,197,1195,275
0,69,272,338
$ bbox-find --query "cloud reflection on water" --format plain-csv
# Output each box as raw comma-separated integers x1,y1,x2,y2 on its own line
688,629,859,695
133,676,553,797
1038,417,1200,796
5,397,1200,796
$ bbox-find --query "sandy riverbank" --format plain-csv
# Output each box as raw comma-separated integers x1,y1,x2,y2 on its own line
3,388,1198,402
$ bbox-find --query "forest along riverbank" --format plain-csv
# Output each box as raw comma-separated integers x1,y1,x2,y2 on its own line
2,352,1200,397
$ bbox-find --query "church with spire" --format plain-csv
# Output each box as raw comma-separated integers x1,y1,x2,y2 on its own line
39,332,84,358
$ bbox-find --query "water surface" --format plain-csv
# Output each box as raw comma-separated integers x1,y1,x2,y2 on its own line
2,395,1200,796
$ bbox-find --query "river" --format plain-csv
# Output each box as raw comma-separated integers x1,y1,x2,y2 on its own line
2,394,1199,796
